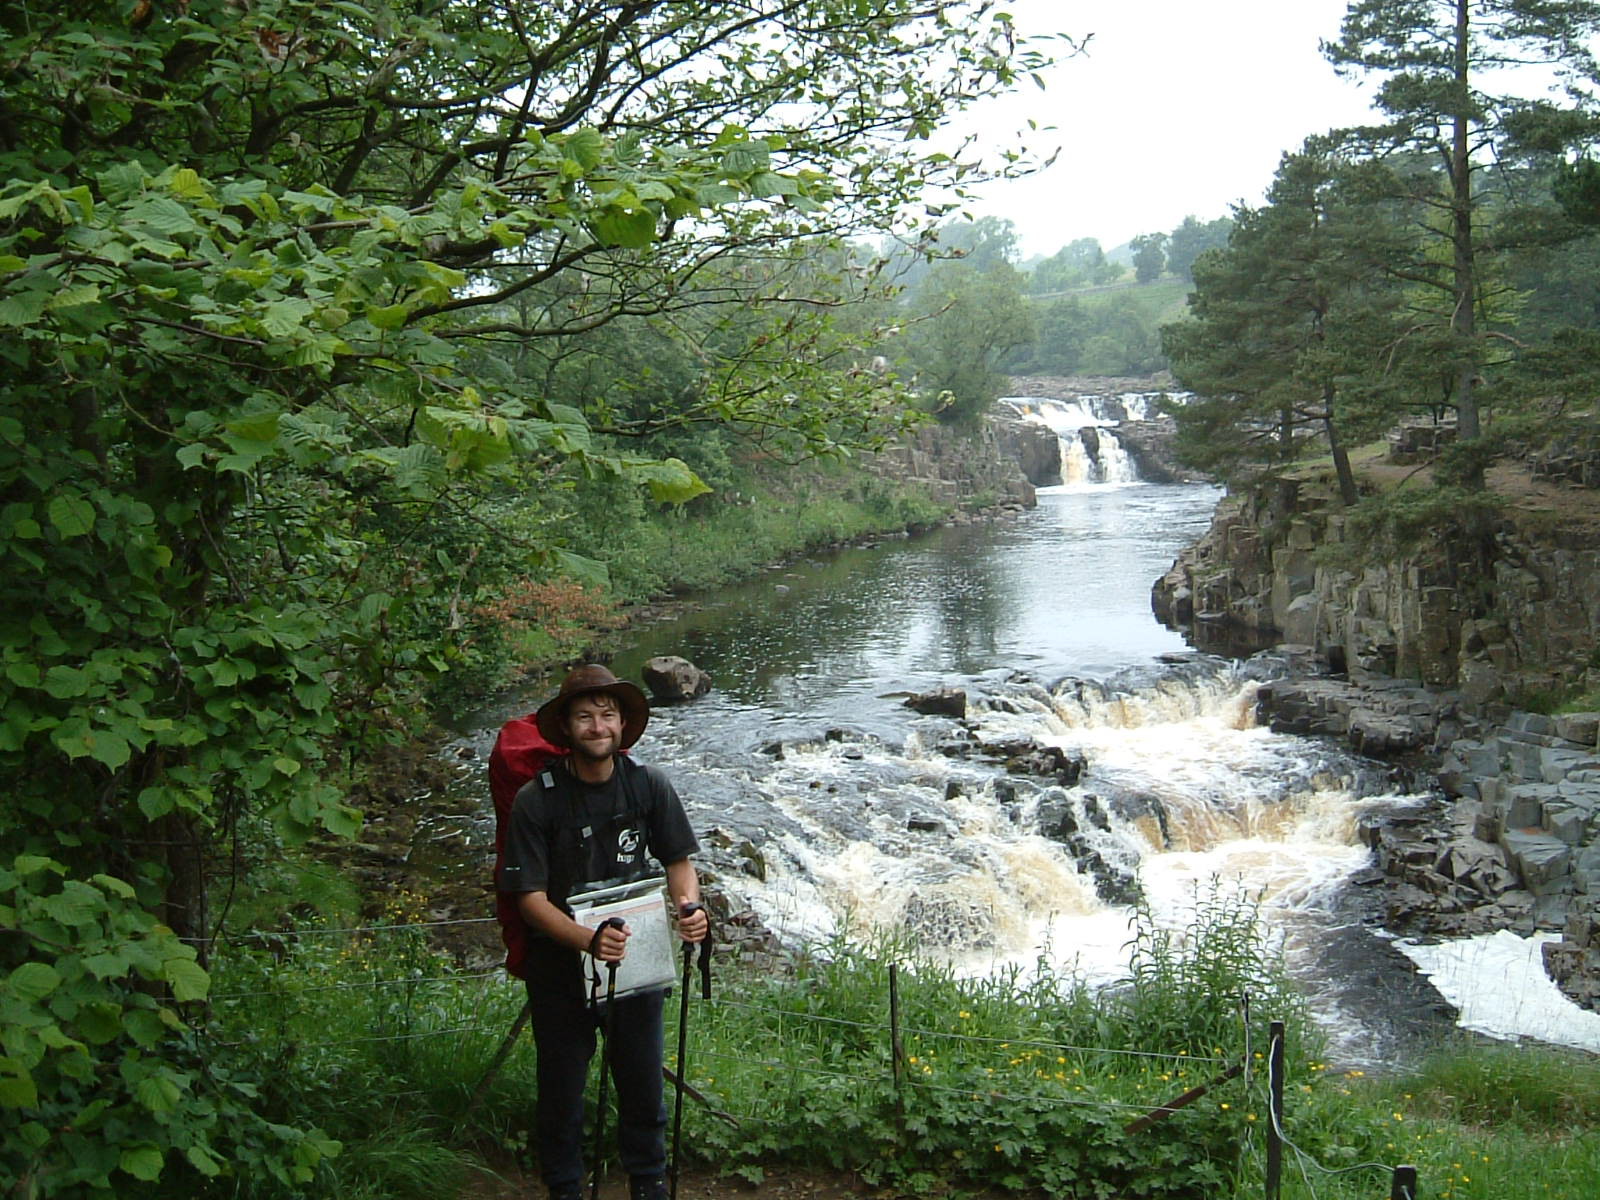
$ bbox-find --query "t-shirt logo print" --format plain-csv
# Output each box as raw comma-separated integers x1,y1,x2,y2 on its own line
617,826,642,858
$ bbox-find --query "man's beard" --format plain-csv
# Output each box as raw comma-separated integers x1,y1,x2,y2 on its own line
570,732,617,762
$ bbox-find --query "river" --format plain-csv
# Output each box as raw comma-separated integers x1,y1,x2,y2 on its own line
453,398,1456,1067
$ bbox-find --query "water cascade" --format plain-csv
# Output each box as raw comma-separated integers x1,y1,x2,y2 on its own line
1001,393,1164,488
659,663,1416,1058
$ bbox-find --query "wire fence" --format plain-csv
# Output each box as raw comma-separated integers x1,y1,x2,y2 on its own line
208,917,1422,1198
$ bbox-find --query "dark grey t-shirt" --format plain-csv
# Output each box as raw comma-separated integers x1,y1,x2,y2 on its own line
498,756,698,915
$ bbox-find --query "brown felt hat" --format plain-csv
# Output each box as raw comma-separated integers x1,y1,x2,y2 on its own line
535,664,650,750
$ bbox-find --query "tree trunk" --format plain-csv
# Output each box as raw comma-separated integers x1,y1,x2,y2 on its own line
1450,0,1484,484
1323,390,1359,507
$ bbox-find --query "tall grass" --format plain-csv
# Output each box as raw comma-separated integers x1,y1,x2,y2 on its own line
198,889,1600,1200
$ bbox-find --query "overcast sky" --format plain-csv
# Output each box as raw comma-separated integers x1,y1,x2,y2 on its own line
957,0,1382,258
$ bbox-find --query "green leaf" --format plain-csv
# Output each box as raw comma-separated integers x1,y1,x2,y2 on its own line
365,303,410,330
47,494,96,538
162,956,209,1003
634,457,713,504
42,665,89,698
259,298,313,338
562,128,606,171
0,290,50,328
0,1074,38,1109
593,207,657,249
91,873,136,899
186,1144,224,1178
129,196,199,236
120,1145,164,1182
6,662,41,688
41,881,104,926
749,172,799,199
555,549,610,590
46,284,101,310
6,962,62,1003
135,1073,181,1115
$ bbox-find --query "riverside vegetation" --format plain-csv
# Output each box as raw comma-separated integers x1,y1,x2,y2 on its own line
189,880,1599,1200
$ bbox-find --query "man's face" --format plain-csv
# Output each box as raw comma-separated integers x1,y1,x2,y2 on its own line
563,694,623,761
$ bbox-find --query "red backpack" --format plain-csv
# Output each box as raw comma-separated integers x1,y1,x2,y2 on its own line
488,713,568,978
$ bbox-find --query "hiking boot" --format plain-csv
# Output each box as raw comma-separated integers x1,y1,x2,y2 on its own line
628,1174,668,1200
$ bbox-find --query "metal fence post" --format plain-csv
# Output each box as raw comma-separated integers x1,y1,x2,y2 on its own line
888,962,904,1115
1390,1164,1418,1200
1265,1020,1285,1200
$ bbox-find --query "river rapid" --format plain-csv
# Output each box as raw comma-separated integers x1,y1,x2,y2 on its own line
446,398,1456,1067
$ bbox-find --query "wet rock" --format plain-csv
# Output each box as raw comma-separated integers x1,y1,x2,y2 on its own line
1500,829,1574,895
903,687,967,718
642,655,712,702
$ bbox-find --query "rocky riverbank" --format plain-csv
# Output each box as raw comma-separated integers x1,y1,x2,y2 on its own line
1151,453,1600,1011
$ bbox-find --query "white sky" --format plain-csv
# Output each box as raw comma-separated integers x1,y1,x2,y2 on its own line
956,0,1381,258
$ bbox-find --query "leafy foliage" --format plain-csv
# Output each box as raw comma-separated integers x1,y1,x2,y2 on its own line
0,0,1057,1187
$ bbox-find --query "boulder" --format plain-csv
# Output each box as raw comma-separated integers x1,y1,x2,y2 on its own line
903,687,967,718
1500,829,1573,895
641,655,712,702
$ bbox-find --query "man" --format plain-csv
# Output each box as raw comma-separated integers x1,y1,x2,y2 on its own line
499,664,709,1200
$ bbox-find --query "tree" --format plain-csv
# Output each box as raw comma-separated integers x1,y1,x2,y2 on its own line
902,258,1036,422
1165,214,1235,281
0,2,1054,1189
1163,149,1408,502
1325,0,1600,485
1029,236,1123,293
1130,232,1169,282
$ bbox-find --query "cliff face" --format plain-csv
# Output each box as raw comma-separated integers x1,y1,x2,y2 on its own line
871,418,1038,512
1152,472,1600,706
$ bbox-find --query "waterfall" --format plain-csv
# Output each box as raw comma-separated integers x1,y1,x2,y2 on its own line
713,667,1411,991
1001,391,1169,489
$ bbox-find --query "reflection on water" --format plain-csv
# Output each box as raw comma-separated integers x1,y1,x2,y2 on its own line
609,484,1222,728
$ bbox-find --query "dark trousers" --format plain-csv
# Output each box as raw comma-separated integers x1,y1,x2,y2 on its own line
524,944,668,1192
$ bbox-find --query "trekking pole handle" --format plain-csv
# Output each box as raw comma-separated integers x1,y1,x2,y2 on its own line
677,902,713,1000
587,915,627,959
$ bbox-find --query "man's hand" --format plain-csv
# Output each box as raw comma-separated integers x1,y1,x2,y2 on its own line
677,898,709,944
588,918,630,963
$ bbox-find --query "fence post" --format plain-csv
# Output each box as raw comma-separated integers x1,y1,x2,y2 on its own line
888,962,904,1115
1265,1020,1285,1200
1390,1164,1418,1200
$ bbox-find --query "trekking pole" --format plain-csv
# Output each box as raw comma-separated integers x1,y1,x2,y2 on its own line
669,903,708,1200
590,918,625,1200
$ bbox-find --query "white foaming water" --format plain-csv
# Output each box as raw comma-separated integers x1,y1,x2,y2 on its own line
1395,931,1600,1053
1001,394,1145,488
726,672,1395,1005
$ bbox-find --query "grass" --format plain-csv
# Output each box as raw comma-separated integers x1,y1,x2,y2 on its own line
194,888,1600,1200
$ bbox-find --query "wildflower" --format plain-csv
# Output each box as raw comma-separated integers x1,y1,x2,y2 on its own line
1220,1103,1230,1111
